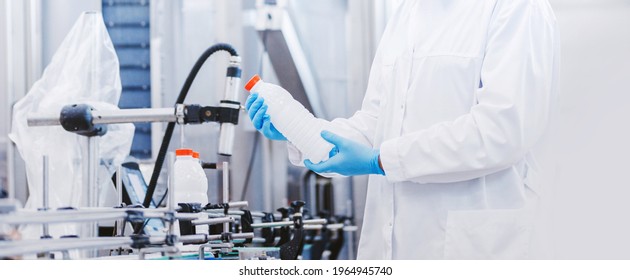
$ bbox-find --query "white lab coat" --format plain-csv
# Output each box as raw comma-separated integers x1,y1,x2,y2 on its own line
289,0,559,259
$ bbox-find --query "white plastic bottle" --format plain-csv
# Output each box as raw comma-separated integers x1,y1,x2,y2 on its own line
191,151,209,202
244,75,333,163
173,148,208,235
191,151,209,235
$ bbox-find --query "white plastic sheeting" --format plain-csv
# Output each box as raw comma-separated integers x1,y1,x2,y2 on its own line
9,12,134,239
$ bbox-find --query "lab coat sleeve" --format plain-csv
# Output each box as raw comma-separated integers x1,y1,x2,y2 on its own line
288,49,385,166
380,0,560,183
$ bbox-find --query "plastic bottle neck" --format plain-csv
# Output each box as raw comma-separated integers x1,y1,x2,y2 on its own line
248,82,261,93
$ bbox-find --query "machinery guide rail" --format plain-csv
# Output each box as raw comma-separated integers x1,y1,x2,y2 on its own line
0,195,357,259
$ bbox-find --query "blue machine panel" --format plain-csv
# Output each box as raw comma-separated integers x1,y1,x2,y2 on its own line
103,0,152,159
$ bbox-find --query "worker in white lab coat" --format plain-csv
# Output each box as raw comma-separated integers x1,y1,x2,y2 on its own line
246,0,559,259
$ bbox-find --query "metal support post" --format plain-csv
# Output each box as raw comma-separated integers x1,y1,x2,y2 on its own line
41,155,50,238
116,165,123,236
222,161,229,234
84,136,99,258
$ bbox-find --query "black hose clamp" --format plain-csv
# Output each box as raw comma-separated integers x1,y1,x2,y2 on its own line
177,203,203,213
130,235,151,249
203,202,230,215
126,210,145,223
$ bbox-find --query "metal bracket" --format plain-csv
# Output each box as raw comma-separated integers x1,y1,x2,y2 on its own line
175,104,186,124
221,232,233,243
183,103,240,125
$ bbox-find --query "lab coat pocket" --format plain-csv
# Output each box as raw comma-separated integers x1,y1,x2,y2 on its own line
444,208,532,259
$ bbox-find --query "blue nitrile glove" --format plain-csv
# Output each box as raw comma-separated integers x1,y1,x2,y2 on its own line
304,130,385,176
245,93,287,141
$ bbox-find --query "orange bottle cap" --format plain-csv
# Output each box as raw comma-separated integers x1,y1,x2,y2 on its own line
175,148,193,156
244,74,261,92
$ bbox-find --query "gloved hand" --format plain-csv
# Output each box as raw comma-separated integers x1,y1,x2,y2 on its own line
245,93,287,141
304,130,385,176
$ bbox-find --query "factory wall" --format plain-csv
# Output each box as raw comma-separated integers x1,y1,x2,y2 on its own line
543,0,630,259
0,0,7,194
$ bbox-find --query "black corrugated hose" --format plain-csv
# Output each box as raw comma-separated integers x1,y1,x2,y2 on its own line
142,43,238,208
